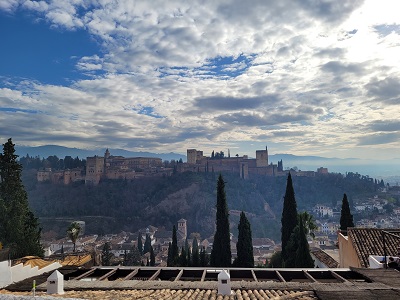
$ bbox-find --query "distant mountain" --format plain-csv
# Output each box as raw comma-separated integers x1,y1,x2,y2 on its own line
15,145,186,162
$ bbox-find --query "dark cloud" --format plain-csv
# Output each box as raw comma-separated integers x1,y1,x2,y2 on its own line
216,112,312,126
321,61,366,75
193,95,277,112
367,120,400,132
298,0,365,24
314,48,346,58
365,77,400,105
358,132,400,146
272,130,306,137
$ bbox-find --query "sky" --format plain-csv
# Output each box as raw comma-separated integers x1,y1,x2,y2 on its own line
1,0,400,160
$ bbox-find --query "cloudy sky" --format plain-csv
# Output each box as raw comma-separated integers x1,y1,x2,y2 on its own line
1,0,400,160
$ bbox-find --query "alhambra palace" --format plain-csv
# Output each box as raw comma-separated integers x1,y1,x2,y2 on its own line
37,147,328,185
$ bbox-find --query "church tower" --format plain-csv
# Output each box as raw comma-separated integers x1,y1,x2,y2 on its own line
177,218,187,240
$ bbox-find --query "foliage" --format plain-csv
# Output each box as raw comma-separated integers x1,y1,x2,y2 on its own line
210,174,231,267
101,242,112,266
167,225,179,266
137,232,143,255
298,211,317,239
191,237,200,267
200,246,209,267
340,193,354,235
150,246,155,266
281,173,298,263
234,211,254,267
294,217,314,268
0,138,43,258
268,251,282,268
143,233,151,254
179,246,187,267
67,221,81,252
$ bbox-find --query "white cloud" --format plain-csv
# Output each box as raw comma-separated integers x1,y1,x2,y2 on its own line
1,0,400,160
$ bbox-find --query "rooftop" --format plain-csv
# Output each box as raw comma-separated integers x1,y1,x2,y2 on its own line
347,228,400,268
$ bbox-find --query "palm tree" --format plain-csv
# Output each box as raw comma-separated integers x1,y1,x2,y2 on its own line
67,222,81,252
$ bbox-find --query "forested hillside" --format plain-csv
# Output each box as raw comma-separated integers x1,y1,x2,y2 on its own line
22,170,380,241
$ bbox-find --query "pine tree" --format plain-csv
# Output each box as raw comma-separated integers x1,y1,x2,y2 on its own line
235,211,254,267
143,233,151,254
191,237,200,267
150,246,155,266
101,242,112,266
137,232,143,255
210,174,232,267
340,193,354,235
0,138,43,258
281,172,298,264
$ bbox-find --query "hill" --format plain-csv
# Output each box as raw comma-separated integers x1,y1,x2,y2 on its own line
22,170,380,241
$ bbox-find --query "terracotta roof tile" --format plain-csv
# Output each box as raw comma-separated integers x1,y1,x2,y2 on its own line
348,228,400,268
310,248,339,268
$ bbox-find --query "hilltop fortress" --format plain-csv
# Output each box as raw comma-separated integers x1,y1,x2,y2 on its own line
37,147,327,185
180,147,284,179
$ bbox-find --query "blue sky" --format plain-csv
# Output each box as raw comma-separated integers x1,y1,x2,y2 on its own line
0,0,400,162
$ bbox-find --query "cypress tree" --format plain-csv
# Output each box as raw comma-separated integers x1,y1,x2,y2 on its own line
210,174,231,267
150,246,155,266
101,242,112,266
281,173,298,263
169,225,179,266
167,242,172,266
179,246,187,266
294,217,314,268
340,193,354,235
185,238,191,266
191,237,200,267
235,211,254,267
0,138,43,258
137,232,143,255
143,233,151,254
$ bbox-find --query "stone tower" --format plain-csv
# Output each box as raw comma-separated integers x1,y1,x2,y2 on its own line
256,146,268,167
177,218,187,240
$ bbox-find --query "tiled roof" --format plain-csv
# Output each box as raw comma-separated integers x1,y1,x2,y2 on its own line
310,248,339,268
348,228,400,268
0,289,318,299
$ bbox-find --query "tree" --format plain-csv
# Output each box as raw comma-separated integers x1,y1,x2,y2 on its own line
179,246,187,267
281,173,298,263
200,246,209,267
167,225,179,266
143,233,151,254
234,211,254,267
185,239,191,266
294,217,314,268
101,242,112,266
268,251,282,268
128,246,141,266
137,232,143,255
191,237,200,267
298,211,317,239
150,246,155,266
67,221,81,252
210,174,232,267
340,193,354,235
0,138,43,258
